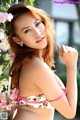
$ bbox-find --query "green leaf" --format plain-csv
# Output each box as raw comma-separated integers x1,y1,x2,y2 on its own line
23,0,28,4
7,0,12,4
0,76,3,80
1,61,10,74
0,6,8,12
29,0,35,6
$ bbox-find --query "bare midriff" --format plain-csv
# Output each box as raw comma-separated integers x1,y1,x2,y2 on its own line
13,106,55,120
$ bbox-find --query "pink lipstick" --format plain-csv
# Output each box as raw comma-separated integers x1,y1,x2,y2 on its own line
36,37,45,43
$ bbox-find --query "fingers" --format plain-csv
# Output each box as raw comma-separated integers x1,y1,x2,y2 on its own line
64,46,78,54
57,45,68,56
62,45,72,53
57,45,78,67
57,45,78,56
57,45,76,53
57,45,62,57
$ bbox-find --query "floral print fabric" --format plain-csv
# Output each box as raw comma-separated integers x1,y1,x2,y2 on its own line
7,88,67,109
13,88,66,109
18,94,53,109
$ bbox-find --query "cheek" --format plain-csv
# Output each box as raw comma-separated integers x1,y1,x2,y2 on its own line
22,35,35,47
40,24,46,33
23,38,32,45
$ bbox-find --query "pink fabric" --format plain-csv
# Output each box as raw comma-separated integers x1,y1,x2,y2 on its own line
47,88,67,102
18,88,67,104
18,96,45,104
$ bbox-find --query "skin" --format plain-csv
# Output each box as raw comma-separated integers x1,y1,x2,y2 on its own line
13,12,47,59
12,12,78,120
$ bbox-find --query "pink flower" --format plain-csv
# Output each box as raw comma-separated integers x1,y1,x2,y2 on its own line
5,52,15,61
10,88,19,101
0,93,7,110
0,40,10,51
0,12,7,23
0,12,13,24
0,93,7,101
13,88,18,100
6,13,13,22
0,88,19,112
13,93,18,100
2,100,7,106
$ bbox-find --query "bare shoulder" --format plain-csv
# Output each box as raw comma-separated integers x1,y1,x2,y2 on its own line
32,57,48,69
21,57,50,77
27,57,54,82
27,57,50,72
30,57,52,76
24,57,54,84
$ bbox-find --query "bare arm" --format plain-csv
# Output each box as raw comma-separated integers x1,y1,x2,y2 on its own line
66,67,77,115
56,45,78,117
52,67,77,117
26,45,78,119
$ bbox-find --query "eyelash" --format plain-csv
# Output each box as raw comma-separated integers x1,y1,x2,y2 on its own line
24,20,42,33
35,21,42,27
24,29,31,33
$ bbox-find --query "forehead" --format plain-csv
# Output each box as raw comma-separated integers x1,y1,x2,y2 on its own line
14,12,39,29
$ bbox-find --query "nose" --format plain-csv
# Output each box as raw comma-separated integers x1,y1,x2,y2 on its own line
33,27,41,36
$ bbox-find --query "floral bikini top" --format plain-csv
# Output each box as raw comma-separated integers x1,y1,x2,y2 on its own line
17,88,67,109
0,88,66,112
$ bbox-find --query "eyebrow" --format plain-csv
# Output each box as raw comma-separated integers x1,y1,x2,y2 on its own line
21,19,39,31
21,26,30,31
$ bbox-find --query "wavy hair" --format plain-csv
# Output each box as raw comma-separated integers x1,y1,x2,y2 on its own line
7,4,55,88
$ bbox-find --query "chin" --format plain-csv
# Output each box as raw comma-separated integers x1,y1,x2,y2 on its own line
39,41,47,49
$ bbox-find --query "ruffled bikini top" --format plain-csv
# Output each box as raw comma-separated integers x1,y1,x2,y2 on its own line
17,88,67,109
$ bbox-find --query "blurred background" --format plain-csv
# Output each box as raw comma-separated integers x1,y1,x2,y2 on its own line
0,0,80,120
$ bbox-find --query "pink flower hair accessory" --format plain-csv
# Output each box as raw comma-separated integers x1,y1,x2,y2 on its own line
0,12,13,23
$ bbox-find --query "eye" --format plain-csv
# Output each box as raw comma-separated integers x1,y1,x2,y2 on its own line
35,20,42,27
24,29,31,33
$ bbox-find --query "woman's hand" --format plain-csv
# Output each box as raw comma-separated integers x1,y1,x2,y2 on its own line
57,45,78,68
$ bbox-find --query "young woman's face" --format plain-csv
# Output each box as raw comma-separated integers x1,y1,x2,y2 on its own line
14,12,47,49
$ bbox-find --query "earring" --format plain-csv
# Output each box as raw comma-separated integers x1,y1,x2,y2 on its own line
21,43,23,46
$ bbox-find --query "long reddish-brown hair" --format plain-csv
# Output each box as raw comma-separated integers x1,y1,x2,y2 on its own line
7,4,55,89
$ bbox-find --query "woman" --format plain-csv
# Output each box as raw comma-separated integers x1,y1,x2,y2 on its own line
7,3,78,120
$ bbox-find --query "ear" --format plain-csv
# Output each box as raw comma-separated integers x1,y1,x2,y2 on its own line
12,36,23,45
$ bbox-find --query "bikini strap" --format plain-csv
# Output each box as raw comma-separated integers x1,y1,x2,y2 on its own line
47,88,67,102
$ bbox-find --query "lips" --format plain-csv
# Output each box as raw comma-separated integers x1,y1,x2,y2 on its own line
36,37,45,43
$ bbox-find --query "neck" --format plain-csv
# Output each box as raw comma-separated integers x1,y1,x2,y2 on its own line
35,49,44,61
